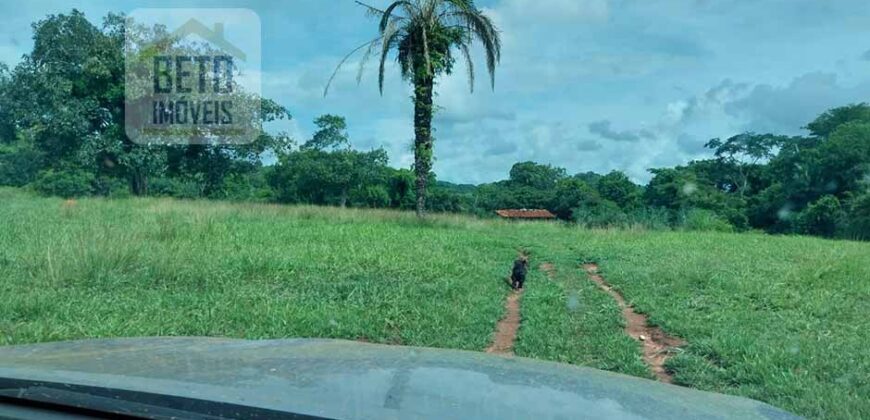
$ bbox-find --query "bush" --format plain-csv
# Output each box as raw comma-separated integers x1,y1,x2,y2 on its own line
796,195,845,238
352,185,391,208
149,177,204,199
680,208,735,232
624,207,672,230
93,176,131,198
844,192,870,240
0,147,42,187
32,169,95,198
210,173,273,202
573,200,628,228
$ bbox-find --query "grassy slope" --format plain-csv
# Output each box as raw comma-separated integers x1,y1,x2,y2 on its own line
1,188,867,419
513,227,870,420
0,189,515,350
582,231,870,420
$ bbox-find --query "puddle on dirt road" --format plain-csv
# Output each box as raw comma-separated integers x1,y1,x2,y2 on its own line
583,264,686,384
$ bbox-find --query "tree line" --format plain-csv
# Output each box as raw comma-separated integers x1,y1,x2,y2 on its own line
0,10,868,240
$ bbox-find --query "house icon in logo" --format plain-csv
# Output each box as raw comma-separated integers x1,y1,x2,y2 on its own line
124,8,262,145
169,18,247,62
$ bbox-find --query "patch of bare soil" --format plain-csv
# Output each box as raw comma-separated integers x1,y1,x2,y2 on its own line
486,290,522,356
539,263,556,279
583,264,686,383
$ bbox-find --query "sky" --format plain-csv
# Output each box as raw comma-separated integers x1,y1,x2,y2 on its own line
2,0,870,184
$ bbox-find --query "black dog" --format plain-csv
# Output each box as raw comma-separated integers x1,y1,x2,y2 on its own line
511,256,529,290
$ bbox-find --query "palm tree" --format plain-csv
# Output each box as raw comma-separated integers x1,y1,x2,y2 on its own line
326,0,501,217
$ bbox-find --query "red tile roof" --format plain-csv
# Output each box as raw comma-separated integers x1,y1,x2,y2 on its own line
496,209,557,219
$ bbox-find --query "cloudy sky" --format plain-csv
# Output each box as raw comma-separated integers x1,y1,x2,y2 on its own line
2,0,870,184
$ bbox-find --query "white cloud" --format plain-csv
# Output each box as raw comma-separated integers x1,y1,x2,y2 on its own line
726,72,870,134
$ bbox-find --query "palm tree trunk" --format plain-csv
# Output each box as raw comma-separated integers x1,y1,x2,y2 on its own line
413,75,435,217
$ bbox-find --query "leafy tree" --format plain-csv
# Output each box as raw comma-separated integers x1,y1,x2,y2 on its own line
704,133,784,197
272,148,388,207
645,168,697,210
387,168,416,209
596,171,642,210
33,168,95,198
304,115,350,151
646,166,748,229
271,116,389,207
747,183,793,232
550,178,599,221
329,0,501,217
573,199,626,228
509,161,566,189
0,141,43,187
6,10,116,169
352,184,392,208
805,103,870,138
2,10,291,199
573,171,603,188
475,180,556,214
819,122,870,198
844,191,870,240
0,64,15,143
797,195,845,237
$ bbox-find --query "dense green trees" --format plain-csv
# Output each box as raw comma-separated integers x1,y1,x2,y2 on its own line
0,10,291,200
270,115,391,207
461,104,869,240
1,9,868,241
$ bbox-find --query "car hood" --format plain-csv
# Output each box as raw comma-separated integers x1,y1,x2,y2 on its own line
0,338,798,419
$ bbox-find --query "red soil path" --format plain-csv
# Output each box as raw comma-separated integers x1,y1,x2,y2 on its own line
583,263,686,383
485,290,523,355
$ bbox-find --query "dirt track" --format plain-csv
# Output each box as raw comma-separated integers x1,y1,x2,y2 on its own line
583,263,685,383
485,290,522,355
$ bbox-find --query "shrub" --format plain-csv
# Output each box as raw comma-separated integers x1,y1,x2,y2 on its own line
32,169,95,198
796,195,845,238
93,176,131,198
0,147,42,187
624,207,672,230
149,177,204,199
573,200,628,228
353,185,391,209
844,192,870,240
680,208,735,232
211,173,273,202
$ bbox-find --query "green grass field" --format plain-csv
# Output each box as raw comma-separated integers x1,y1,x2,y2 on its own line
1,188,868,419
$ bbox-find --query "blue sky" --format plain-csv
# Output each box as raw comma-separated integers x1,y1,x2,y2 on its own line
2,0,870,184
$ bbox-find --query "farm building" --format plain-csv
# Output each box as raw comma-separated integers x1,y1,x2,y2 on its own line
495,209,557,220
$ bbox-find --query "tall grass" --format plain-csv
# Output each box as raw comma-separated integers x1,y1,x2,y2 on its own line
1,187,867,419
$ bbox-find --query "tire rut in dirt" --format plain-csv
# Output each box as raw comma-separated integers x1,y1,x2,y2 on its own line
485,290,523,355
583,263,686,384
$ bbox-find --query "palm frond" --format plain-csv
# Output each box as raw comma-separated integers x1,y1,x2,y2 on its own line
378,21,403,95
332,0,502,96
354,1,388,17
324,36,383,97
379,1,414,33
356,38,380,84
458,41,474,93
445,9,501,89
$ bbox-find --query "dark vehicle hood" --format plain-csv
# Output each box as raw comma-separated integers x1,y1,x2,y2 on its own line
0,338,798,419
